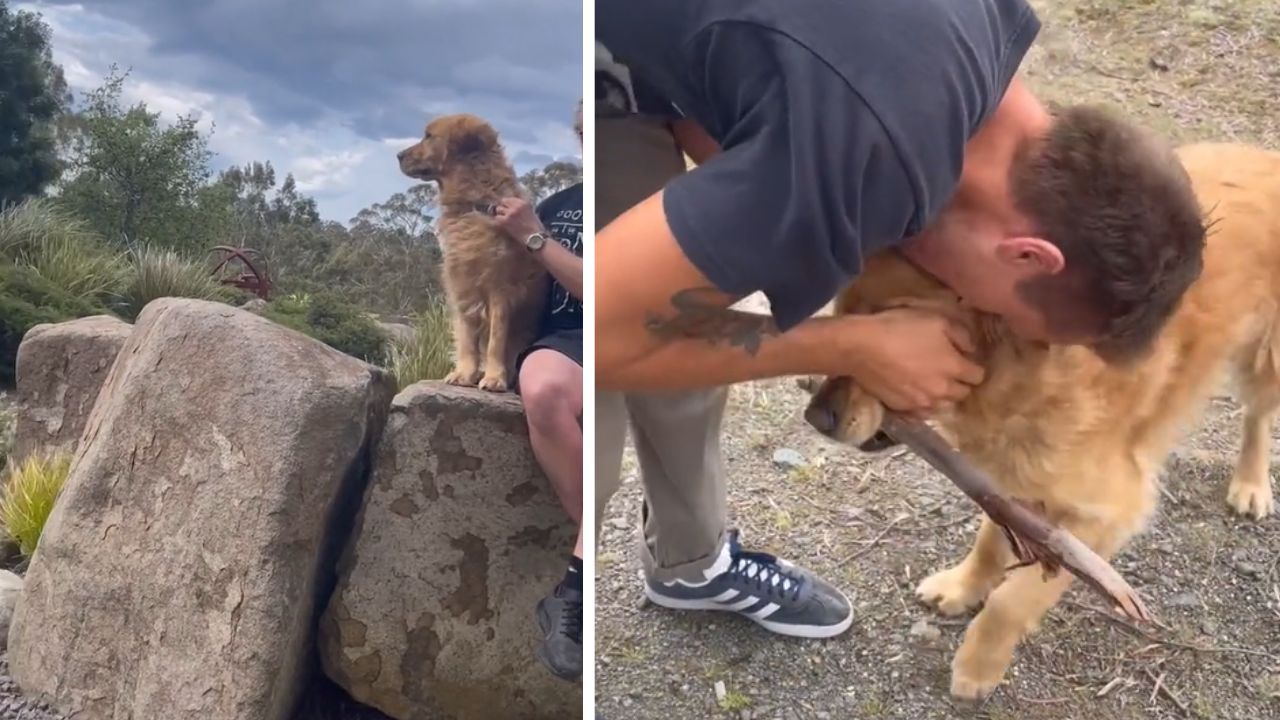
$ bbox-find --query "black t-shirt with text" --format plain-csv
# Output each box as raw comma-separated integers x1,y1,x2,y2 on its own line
597,0,1040,331
534,182,584,335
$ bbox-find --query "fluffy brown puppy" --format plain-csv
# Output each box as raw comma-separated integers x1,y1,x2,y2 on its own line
805,143,1280,700
398,113,547,392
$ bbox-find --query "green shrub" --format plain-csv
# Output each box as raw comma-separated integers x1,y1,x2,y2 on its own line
0,263,108,384
117,244,234,320
0,199,126,303
262,292,389,364
389,296,453,390
0,403,15,470
0,450,72,559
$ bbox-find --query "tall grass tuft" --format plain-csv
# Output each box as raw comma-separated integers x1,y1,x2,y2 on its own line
388,296,454,390
0,450,72,559
117,244,232,319
0,199,126,303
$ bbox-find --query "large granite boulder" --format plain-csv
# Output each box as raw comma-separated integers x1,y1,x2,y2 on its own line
320,383,579,720
7,298,396,720
0,569,22,647
12,315,131,462
376,322,416,348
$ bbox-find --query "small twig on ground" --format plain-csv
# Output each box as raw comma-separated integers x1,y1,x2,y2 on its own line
1021,695,1070,705
1089,63,1143,82
1068,599,1280,661
840,515,907,565
1143,667,1190,714
1148,670,1166,704
1097,676,1126,698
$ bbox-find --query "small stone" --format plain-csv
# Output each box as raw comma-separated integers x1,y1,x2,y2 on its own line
772,448,806,469
1166,592,1200,608
1235,561,1263,578
608,518,629,530
714,680,727,703
909,618,941,642
1201,617,1219,635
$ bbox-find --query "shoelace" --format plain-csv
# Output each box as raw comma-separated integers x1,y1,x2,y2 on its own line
561,596,583,644
729,550,805,602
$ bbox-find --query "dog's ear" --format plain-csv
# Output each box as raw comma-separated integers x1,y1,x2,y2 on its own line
452,124,497,157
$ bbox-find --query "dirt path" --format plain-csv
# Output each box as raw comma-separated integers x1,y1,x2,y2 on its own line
594,2,1280,718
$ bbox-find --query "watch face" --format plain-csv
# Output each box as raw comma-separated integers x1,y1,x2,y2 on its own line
528,233,547,250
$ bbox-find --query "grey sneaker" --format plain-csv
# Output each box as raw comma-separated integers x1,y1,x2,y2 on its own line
535,582,582,681
644,529,853,639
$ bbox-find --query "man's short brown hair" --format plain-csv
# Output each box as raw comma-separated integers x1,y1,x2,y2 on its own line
1010,105,1207,361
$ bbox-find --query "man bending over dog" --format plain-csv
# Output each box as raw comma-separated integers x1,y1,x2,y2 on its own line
596,0,1206,640
494,101,585,681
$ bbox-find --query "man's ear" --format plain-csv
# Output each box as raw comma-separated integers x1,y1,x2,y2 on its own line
995,236,1065,275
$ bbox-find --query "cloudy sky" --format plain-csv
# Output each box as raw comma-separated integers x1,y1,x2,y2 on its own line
17,0,583,222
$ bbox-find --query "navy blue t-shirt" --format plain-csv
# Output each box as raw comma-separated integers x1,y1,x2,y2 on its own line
597,0,1040,331
535,182,584,335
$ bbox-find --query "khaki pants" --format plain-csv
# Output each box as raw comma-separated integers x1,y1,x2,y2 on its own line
595,113,729,583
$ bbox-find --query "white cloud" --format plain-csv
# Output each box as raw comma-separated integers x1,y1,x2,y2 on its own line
293,150,370,193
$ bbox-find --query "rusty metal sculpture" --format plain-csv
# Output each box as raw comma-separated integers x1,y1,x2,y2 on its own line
209,246,272,300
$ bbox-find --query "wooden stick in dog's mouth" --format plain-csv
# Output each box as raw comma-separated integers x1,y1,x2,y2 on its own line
879,413,1154,623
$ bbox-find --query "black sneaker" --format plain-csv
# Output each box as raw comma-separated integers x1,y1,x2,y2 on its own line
536,582,582,681
644,529,853,639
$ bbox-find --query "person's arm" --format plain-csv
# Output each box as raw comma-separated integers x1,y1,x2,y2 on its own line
492,197,582,300
532,241,582,300
670,117,721,165
596,188,984,411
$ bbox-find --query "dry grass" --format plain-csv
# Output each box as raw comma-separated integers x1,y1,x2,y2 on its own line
0,450,72,559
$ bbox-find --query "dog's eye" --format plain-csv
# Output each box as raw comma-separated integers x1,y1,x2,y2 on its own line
423,132,432,140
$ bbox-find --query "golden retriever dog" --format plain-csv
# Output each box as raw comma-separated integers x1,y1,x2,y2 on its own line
804,142,1279,700
397,113,547,392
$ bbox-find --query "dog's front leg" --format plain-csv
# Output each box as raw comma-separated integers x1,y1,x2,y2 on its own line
948,518,1122,701
916,514,1012,616
478,295,510,392
444,304,482,387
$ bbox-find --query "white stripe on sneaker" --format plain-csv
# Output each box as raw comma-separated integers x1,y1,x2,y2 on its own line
725,595,762,612
710,589,739,603
748,602,780,620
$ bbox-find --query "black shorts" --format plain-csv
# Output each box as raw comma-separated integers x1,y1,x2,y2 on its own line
514,327,583,393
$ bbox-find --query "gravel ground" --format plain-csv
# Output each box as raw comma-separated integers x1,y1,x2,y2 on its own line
595,1,1280,718
0,656,63,720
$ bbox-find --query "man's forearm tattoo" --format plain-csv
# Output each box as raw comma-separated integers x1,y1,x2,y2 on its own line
645,287,780,356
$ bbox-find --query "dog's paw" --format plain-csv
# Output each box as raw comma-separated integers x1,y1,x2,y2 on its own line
1227,473,1274,519
477,374,508,393
949,640,1010,702
444,368,480,387
949,668,1001,703
916,567,989,617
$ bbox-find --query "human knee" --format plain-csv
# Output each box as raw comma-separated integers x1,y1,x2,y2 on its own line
521,368,573,431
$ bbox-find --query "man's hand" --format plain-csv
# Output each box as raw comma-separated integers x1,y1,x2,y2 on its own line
833,308,985,414
493,197,544,245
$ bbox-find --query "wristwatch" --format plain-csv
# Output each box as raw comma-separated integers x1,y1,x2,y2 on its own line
524,232,549,252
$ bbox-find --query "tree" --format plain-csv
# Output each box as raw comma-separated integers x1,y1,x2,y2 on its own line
349,183,438,240
57,67,214,251
209,161,320,247
520,160,582,204
0,2,71,206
